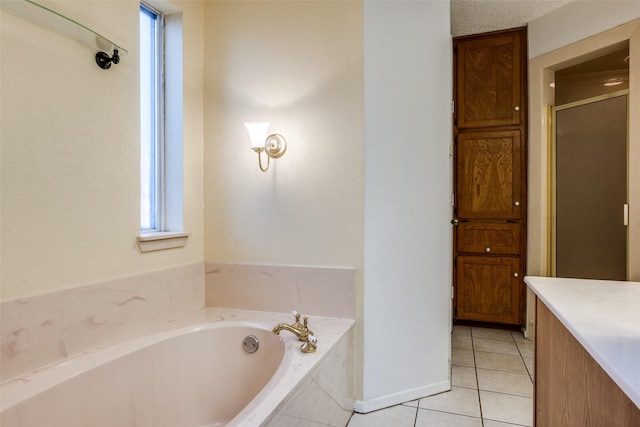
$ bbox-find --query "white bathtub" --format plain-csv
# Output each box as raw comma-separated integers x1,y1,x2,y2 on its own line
0,308,355,427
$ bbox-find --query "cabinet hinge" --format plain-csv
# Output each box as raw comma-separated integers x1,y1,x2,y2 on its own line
451,100,455,115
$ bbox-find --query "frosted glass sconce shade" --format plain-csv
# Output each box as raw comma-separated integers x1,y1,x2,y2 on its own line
245,122,270,150
244,122,287,172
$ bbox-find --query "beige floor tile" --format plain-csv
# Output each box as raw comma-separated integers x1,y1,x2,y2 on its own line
483,420,528,427
476,369,533,397
522,356,534,377
418,386,481,418
474,351,527,374
452,365,478,389
415,409,483,427
270,413,330,426
452,348,475,367
452,333,473,350
347,404,416,427
473,337,519,355
511,331,528,342
515,340,534,358
453,325,471,336
347,330,539,427
480,391,533,426
402,400,419,408
472,327,514,341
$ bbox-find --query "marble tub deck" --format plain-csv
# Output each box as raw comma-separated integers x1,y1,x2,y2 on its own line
1,307,355,427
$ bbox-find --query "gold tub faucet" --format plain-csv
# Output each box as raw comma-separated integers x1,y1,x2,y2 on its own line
273,311,317,353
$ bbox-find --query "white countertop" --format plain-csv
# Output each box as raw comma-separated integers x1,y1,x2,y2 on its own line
525,276,640,408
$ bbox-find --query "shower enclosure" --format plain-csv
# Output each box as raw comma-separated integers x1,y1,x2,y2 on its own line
551,91,628,280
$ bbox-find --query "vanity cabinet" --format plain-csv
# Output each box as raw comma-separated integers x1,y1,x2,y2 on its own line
535,298,640,426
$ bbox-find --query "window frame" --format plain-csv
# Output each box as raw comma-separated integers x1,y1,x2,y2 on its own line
137,1,188,252
140,1,165,232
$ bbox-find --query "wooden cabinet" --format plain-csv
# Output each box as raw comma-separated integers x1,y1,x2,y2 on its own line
456,222,520,255
457,256,521,324
455,30,523,129
456,130,523,220
535,299,640,426
453,28,527,326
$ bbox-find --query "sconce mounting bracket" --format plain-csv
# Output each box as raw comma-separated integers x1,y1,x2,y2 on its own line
265,134,287,158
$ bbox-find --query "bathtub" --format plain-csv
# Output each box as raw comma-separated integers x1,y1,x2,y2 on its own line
0,308,355,427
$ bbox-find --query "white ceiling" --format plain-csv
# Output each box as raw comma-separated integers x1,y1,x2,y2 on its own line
451,0,573,37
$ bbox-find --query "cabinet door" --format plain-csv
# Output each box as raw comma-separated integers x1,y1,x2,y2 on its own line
456,256,521,324
456,130,522,220
456,30,523,129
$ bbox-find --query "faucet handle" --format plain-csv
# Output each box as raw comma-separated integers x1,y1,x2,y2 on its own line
291,311,303,329
301,334,317,353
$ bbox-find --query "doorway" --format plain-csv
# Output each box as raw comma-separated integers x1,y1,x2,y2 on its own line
550,91,629,280
527,19,640,339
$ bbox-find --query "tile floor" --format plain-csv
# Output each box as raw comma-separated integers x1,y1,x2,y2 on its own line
346,325,534,427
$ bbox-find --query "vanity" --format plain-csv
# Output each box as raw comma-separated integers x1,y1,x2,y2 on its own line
525,276,640,426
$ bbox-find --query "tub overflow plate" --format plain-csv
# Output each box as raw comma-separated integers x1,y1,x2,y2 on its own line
242,335,260,354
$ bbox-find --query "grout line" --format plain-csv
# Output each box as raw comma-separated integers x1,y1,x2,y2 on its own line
470,328,485,426
513,339,535,384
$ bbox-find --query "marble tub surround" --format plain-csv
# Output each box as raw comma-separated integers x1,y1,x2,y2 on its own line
1,308,355,427
525,276,640,407
0,262,204,382
205,262,356,319
263,323,355,427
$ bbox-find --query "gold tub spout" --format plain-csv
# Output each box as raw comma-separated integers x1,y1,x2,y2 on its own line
273,312,317,353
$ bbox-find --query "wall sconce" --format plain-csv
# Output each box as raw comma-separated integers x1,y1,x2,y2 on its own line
244,122,287,172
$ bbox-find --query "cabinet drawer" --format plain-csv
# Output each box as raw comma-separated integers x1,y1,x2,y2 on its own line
457,222,520,255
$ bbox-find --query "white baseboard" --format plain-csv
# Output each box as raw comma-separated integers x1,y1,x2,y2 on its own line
353,380,451,413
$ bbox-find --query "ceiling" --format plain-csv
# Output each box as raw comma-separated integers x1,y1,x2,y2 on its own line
451,0,574,37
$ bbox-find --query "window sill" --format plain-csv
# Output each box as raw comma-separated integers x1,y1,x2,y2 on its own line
137,231,190,253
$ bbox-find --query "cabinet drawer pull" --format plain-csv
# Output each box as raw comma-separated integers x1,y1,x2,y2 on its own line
485,247,491,253
514,201,520,207
514,272,519,278
514,106,520,111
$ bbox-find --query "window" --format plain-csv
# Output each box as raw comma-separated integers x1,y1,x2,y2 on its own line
137,3,188,252
140,3,163,231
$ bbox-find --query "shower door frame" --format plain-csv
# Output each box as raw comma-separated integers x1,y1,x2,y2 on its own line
549,89,629,279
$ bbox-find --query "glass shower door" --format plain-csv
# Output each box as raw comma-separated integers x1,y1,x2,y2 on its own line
551,91,628,280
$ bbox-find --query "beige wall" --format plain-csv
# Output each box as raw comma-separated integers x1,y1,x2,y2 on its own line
0,1,204,300
202,1,364,271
